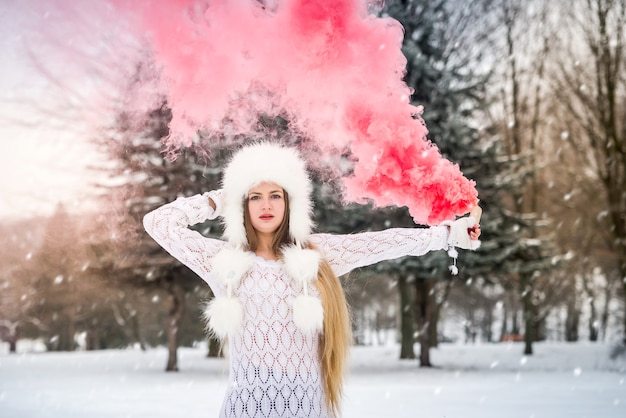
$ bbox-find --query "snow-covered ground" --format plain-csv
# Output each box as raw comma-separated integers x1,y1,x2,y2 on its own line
1,342,625,418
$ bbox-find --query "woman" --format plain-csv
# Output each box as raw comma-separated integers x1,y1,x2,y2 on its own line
143,142,480,418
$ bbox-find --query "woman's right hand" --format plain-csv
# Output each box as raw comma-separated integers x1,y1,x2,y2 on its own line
205,189,224,218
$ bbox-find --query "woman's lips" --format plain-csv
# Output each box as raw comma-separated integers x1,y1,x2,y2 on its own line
259,214,274,220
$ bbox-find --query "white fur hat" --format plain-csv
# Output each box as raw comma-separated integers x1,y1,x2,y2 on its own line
221,142,314,248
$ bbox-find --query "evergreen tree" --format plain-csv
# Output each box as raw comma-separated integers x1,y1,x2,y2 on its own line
25,204,115,351
96,103,224,370
381,0,555,362
0,218,47,352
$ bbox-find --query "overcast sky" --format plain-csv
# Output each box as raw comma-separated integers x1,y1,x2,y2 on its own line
0,1,116,221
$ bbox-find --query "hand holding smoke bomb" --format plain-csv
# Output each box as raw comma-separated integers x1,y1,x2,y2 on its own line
467,205,482,238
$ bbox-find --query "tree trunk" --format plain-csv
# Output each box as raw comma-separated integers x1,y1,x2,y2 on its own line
415,278,434,367
375,311,382,345
500,303,508,342
429,303,440,348
7,326,18,353
431,279,453,348
512,307,520,335
465,307,476,344
622,288,626,344
622,265,626,345
565,291,579,342
165,281,185,372
85,329,99,350
398,275,415,359
58,314,76,352
483,303,494,343
130,313,146,351
1,322,19,353
111,302,147,350
354,309,365,346
520,274,535,355
588,297,598,342
536,315,547,342
601,282,612,341
207,335,222,358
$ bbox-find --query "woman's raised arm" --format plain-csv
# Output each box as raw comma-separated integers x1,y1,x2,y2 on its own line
143,192,228,296
309,226,449,277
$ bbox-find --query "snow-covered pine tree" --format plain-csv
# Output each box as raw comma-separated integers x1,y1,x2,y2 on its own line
383,0,557,361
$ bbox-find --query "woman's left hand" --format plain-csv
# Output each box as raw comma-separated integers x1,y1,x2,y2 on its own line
468,224,481,240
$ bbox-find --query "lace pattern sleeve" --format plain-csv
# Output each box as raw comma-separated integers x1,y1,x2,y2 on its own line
309,226,449,277
143,193,227,296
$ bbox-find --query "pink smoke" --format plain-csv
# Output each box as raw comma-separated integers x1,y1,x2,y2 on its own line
110,0,478,224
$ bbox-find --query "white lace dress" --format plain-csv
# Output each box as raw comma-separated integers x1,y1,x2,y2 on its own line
143,194,449,418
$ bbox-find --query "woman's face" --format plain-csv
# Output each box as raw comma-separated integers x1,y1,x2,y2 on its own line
247,182,286,236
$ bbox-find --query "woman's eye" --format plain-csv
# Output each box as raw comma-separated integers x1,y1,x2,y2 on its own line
249,195,260,201
271,194,282,199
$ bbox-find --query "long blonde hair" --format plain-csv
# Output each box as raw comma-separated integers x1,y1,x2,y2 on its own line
313,255,352,416
243,190,352,416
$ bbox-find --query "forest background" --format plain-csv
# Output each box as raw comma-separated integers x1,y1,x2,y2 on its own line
1,0,625,373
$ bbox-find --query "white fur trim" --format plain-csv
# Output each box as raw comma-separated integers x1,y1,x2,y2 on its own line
443,216,481,276
448,217,478,250
282,246,320,286
221,143,314,248
203,297,244,339
293,294,324,333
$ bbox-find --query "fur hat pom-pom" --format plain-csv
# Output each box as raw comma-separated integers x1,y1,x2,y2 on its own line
203,297,244,339
283,246,321,285
212,248,255,287
448,264,459,275
292,294,324,333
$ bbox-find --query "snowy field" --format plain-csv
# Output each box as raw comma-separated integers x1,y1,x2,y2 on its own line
1,342,625,418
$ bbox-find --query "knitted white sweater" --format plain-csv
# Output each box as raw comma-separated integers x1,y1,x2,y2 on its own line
143,194,448,418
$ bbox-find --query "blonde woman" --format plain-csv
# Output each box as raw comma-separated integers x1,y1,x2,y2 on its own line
143,142,480,418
